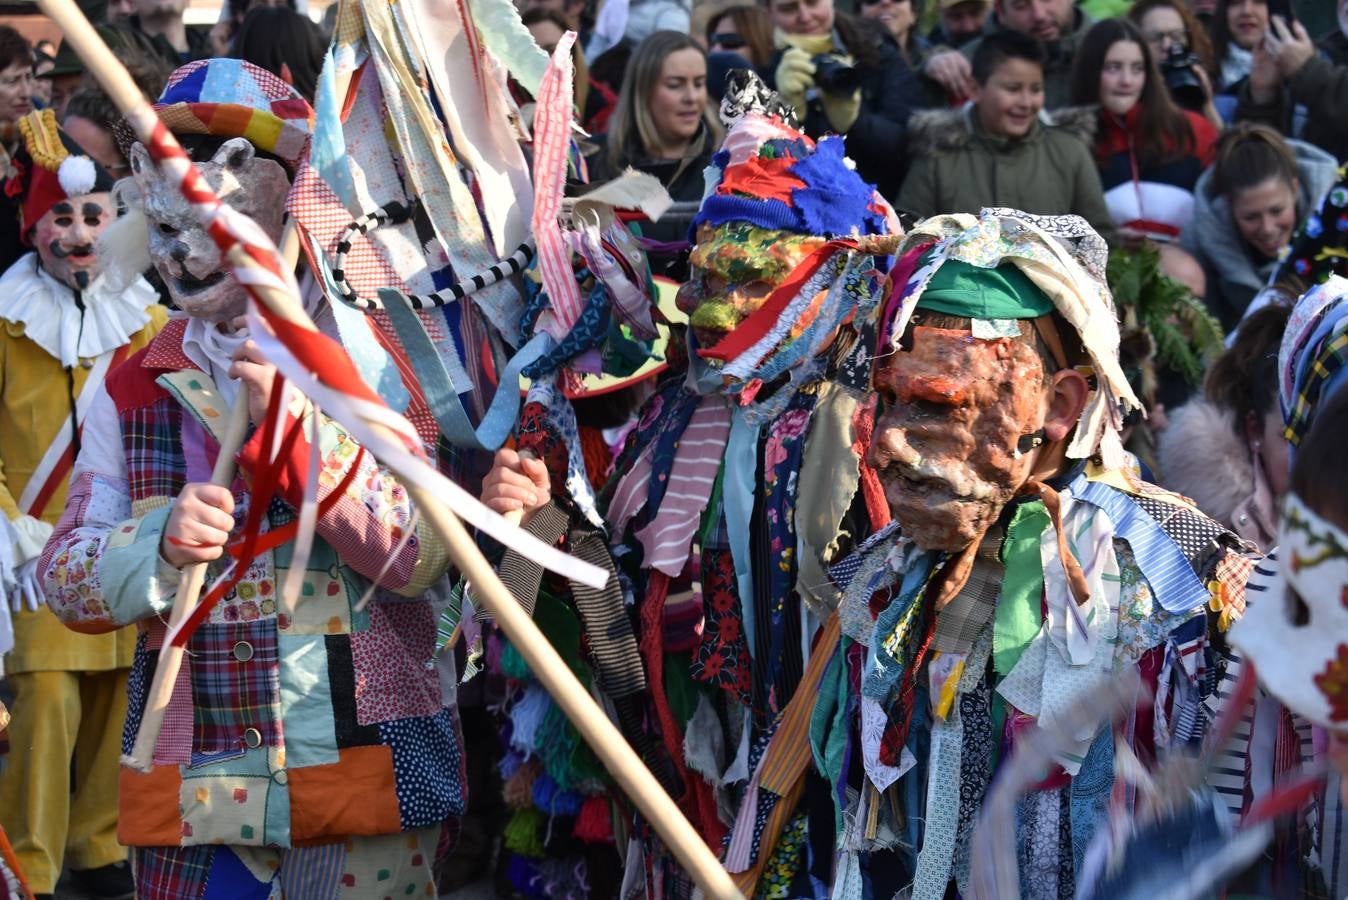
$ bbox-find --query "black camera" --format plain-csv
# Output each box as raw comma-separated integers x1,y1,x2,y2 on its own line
1159,43,1207,111
812,54,861,95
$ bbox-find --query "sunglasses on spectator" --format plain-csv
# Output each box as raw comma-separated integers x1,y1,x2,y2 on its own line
1143,28,1188,45
710,32,748,49
860,0,909,6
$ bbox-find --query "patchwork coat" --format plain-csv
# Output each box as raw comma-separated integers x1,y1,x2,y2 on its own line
40,319,465,849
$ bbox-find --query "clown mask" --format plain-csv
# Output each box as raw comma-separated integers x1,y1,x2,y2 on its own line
677,222,827,354
1231,492,1348,732
130,137,289,323
869,323,1048,552
33,190,112,291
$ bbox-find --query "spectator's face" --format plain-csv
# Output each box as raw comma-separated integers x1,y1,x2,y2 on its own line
0,62,33,124
1231,175,1297,262
527,18,565,55
1099,39,1145,116
107,0,136,21
972,56,1043,138
32,192,113,291
64,115,128,179
133,0,186,18
1225,0,1268,51
1138,6,1189,59
524,0,581,30
941,0,989,42
709,15,749,55
768,0,834,37
31,66,52,106
859,0,915,43
648,47,706,151
996,0,1071,42
49,72,83,121
1339,0,1348,39
870,323,1048,551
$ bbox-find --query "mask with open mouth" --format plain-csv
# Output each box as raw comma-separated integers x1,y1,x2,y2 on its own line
131,137,289,323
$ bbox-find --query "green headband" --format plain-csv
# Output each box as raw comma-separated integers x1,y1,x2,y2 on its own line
916,256,1054,320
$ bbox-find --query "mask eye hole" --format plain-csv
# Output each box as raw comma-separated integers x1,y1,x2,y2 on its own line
1282,585,1311,627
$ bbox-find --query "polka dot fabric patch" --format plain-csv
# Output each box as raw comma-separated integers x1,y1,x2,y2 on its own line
378,708,467,829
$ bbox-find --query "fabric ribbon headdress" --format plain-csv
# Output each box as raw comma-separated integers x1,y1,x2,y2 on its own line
1278,274,1348,452
688,70,900,398
11,109,115,243
880,209,1142,471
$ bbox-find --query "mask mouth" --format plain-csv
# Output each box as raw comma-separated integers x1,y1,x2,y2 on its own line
174,270,228,296
50,242,95,260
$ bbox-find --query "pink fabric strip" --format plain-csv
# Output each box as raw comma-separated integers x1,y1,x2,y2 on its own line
635,397,732,576
530,32,583,337
606,443,655,536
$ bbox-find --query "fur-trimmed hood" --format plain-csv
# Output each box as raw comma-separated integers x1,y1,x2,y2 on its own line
1158,396,1277,550
906,103,1098,158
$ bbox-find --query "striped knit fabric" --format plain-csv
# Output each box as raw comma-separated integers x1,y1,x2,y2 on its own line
634,397,732,577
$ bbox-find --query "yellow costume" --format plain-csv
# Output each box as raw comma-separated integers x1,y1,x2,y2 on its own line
0,252,166,894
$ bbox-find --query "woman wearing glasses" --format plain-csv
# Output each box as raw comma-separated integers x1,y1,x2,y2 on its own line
1128,0,1225,128
704,4,775,69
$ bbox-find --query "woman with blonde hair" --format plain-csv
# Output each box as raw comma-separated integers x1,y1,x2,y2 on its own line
589,31,720,276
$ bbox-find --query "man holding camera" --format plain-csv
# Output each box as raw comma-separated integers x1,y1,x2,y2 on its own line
922,0,1092,108
1239,5,1348,164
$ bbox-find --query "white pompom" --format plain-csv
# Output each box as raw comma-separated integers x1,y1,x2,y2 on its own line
57,155,98,198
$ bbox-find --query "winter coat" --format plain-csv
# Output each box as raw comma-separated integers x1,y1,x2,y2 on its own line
765,19,928,201
1157,396,1277,550
1179,138,1339,332
957,6,1095,110
1236,29,1348,166
1095,106,1218,241
894,103,1113,237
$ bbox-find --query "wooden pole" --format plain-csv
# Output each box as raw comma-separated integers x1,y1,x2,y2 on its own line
41,3,742,896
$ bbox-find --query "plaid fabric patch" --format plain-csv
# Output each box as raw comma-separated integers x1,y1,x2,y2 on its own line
121,397,187,506
133,844,216,900
1287,327,1348,446
190,619,282,756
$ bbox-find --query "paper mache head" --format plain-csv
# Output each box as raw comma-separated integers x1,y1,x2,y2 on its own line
675,70,901,401
869,209,1141,551
103,59,314,323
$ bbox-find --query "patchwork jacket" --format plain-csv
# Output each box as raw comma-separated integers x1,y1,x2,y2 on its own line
40,319,464,849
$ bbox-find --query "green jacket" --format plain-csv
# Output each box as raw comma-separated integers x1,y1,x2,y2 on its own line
895,104,1113,239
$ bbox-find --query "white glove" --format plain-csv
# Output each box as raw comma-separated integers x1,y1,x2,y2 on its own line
10,557,42,613
6,515,52,614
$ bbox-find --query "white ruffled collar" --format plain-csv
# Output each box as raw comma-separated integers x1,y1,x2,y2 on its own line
0,253,158,368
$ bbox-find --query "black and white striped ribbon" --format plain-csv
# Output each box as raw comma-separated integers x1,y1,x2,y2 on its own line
329,201,535,310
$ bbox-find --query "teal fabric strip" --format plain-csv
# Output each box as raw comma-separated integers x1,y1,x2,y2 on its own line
380,288,554,450
723,408,760,654
808,638,850,833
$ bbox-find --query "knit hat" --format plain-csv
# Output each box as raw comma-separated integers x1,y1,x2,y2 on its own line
152,59,315,169
882,209,1141,469
691,70,894,240
7,109,115,244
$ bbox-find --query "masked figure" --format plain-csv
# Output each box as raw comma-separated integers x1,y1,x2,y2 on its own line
39,60,464,898
803,209,1257,897
0,109,165,900
1222,275,1348,898
482,71,901,896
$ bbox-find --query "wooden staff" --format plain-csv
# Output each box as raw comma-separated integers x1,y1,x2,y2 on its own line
41,2,743,896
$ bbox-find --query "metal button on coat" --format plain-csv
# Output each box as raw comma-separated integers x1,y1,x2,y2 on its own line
272,769,288,785
243,728,262,749
233,641,254,662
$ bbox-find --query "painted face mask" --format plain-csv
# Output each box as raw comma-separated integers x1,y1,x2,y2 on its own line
33,191,112,291
1231,492,1348,732
130,137,289,323
869,324,1047,551
677,222,827,353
